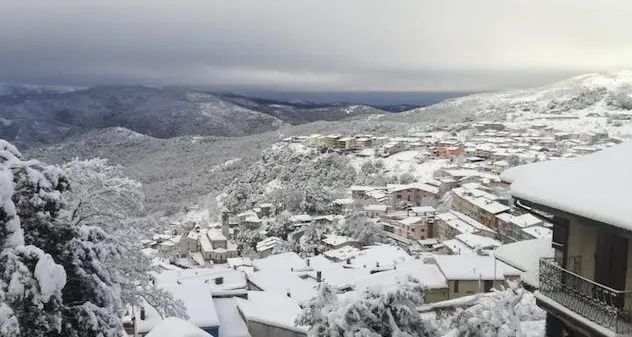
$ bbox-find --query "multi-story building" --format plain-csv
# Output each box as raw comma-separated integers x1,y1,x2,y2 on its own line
502,142,632,337
452,186,510,230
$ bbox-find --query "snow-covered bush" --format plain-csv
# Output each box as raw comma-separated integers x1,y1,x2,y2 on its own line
441,287,546,337
337,212,386,246
297,278,436,337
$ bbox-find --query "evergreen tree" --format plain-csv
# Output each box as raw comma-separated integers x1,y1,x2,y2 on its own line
0,140,124,337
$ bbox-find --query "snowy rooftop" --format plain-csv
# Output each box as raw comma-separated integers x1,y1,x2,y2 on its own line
521,226,552,239
235,291,308,334
399,216,424,226
255,236,282,252
323,245,361,261
163,282,220,328
410,206,437,214
501,142,632,231
289,214,313,223
253,252,309,272
247,270,318,303
145,317,212,337
437,211,495,235
442,238,476,255
494,238,554,288
213,297,252,337
364,204,390,212
208,229,227,242
322,234,357,246
427,254,522,280
347,244,411,269
455,233,502,249
350,262,448,292
154,268,247,292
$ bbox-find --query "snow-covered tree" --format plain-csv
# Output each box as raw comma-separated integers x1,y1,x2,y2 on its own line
296,277,436,337
0,140,124,337
337,212,385,246
60,158,186,319
442,287,546,337
298,222,326,257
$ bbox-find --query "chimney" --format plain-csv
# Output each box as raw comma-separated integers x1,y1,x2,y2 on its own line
140,307,146,321
215,277,224,285
346,259,351,265
376,262,380,268
286,289,291,298
306,259,310,267
316,271,322,282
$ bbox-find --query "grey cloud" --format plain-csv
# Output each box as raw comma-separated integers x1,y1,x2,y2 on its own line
1,0,631,90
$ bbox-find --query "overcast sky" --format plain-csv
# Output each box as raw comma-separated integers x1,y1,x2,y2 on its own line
2,0,632,91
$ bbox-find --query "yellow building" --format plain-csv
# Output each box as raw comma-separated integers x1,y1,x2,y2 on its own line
502,142,632,337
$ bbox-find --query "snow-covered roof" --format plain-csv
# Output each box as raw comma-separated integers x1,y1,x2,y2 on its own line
146,317,212,337
399,216,424,226
226,257,253,268
248,269,318,303
510,213,544,228
235,291,308,334
501,142,632,231
154,268,247,292
350,262,448,291
122,299,163,333
442,239,476,255
323,246,361,261
364,204,390,212
213,297,252,337
417,238,439,246
322,234,357,247
207,229,227,242
427,254,522,280
437,211,495,235
410,206,436,214
521,226,552,239
455,233,502,250
255,236,282,252
253,252,309,272
494,238,554,288
163,282,220,328
346,244,411,269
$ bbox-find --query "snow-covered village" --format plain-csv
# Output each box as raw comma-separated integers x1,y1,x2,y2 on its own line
5,6,632,336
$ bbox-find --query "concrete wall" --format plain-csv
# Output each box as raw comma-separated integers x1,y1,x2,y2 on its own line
425,288,449,303
246,320,306,337
446,280,504,299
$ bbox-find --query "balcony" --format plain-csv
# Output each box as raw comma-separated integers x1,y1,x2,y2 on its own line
539,257,632,334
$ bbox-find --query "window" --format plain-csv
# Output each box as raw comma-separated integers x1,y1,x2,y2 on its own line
453,280,460,293
396,194,402,199
407,195,411,201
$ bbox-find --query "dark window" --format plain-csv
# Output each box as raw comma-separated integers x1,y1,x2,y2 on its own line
453,280,459,293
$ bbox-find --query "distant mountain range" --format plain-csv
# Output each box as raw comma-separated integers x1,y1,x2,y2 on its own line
0,85,411,149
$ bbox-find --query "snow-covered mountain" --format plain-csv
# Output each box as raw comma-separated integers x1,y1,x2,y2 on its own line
0,85,392,149
396,71,632,138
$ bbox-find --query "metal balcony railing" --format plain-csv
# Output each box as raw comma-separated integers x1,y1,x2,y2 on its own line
539,257,632,333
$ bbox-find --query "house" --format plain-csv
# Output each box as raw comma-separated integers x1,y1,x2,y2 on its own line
122,299,163,337
500,142,632,337
451,186,510,230
200,229,239,263
213,298,252,337
162,282,220,336
322,234,361,250
363,204,391,218
331,198,354,214
388,183,439,206
435,210,496,241
235,291,308,337
423,254,521,300
349,259,449,303
492,160,510,174
496,213,546,243
255,236,283,258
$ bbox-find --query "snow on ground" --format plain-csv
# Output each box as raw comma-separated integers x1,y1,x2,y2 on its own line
288,143,314,155
348,151,450,181
209,158,242,173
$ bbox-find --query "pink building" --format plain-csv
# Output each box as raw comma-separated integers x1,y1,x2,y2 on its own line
382,215,436,240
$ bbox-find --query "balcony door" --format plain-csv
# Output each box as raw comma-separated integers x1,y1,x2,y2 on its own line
595,230,628,308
